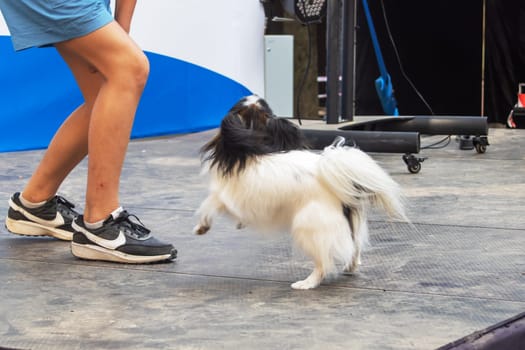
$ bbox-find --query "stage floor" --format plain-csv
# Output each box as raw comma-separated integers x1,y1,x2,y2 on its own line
0,127,524,349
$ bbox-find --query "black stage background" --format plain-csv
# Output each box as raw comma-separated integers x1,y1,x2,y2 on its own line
485,0,525,124
355,0,525,124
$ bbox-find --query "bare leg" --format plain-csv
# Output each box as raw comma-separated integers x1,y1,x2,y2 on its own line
21,58,103,204
22,21,149,223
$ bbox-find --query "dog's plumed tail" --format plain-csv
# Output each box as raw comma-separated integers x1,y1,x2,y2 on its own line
318,145,408,223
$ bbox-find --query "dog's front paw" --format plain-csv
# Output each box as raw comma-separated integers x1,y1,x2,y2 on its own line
193,224,210,235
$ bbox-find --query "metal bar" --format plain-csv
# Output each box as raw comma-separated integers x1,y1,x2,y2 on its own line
302,129,420,153
325,0,343,124
341,0,357,121
341,116,489,135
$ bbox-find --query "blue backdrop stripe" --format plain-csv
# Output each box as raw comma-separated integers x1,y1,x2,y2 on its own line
0,35,251,152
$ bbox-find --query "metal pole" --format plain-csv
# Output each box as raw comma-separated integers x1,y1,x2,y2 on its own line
341,0,357,121
325,0,343,124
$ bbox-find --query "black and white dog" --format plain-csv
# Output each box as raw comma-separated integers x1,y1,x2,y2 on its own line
194,95,407,289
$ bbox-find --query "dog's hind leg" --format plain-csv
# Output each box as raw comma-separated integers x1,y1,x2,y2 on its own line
291,267,324,290
290,202,347,289
291,230,327,289
344,205,369,273
193,194,225,235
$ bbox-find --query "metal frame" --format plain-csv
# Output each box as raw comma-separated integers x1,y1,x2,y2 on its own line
325,0,355,123
307,0,490,173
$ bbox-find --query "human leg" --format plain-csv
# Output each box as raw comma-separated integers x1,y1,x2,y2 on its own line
8,21,176,262
5,34,105,240
52,22,175,262
54,21,149,223
21,50,104,204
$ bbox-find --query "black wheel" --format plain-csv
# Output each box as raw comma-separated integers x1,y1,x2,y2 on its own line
408,162,421,174
475,143,487,154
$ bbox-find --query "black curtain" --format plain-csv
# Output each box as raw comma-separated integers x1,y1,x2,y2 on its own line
485,0,525,124
355,0,483,117
353,0,525,124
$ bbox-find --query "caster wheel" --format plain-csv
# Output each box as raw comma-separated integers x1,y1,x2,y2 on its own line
473,136,489,154
403,153,426,174
408,162,421,174
475,143,487,154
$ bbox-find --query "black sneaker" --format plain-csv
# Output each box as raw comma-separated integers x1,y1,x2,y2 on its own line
5,192,79,241
71,209,177,263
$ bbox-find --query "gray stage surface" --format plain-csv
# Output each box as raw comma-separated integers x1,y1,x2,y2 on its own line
0,127,524,350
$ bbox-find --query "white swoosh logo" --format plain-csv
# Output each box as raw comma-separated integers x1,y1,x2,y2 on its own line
72,221,127,250
9,198,65,227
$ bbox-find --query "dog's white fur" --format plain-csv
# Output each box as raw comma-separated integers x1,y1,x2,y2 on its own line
194,96,407,289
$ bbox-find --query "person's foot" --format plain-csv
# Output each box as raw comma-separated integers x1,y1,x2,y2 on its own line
5,192,79,241
71,208,177,263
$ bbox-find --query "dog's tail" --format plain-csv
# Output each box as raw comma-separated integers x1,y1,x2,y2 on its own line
318,145,408,222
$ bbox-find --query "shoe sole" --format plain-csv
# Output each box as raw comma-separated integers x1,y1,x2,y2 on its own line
5,217,73,241
71,242,176,264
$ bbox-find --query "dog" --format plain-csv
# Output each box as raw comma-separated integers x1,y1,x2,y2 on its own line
194,95,408,289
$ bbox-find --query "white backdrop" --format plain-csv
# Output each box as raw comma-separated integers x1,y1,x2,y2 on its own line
131,1,266,96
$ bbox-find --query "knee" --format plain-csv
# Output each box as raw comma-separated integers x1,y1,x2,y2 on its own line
111,49,149,92
126,50,150,91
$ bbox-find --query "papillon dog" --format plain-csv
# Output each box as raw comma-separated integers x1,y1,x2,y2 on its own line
194,95,408,289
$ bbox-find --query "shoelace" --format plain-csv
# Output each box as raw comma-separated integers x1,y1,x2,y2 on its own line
55,195,79,219
113,210,151,239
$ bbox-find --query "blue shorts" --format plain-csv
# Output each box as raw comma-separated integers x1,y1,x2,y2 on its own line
0,0,113,51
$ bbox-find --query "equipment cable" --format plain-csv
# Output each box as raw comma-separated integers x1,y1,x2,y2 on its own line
379,0,453,150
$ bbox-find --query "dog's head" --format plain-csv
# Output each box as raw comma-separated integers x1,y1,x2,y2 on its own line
201,95,307,176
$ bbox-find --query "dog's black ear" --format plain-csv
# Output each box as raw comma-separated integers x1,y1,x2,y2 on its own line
200,112,270,176
218,112,268,152
265,117,308,151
